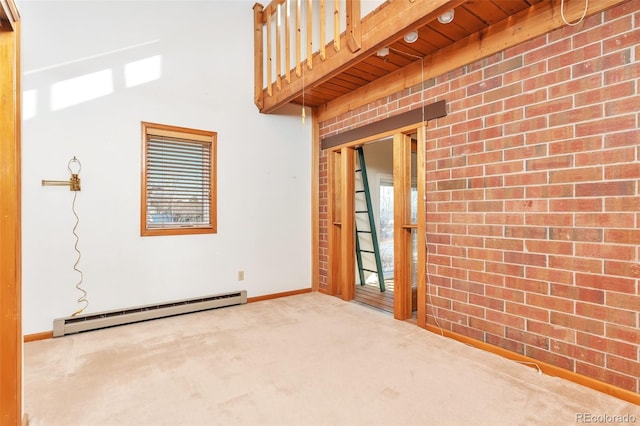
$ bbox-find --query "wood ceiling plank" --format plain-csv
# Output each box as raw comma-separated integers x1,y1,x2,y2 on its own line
463,0,509,25
260,0,467,113
317,0,628,122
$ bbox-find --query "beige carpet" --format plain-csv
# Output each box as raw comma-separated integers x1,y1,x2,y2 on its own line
24,292,638,425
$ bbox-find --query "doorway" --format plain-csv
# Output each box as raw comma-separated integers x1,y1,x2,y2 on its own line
327,127,426,322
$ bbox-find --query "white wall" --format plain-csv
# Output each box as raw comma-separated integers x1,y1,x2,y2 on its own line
21,1,312,334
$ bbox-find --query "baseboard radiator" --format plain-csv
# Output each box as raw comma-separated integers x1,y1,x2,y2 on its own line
53,290,247,337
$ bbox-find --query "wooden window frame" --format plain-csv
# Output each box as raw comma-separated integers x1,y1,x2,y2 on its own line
141,122,217,237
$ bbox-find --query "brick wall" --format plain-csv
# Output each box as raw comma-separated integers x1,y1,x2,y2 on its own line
318,2,640,393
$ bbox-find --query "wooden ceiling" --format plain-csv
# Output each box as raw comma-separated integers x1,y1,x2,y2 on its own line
255,0,626,117
293,0,545,108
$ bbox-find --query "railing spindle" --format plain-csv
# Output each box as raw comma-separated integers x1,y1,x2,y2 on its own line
266,5,273,96
307,0,313,70
276,1,282,90
285,0,291,83
320,0,326,60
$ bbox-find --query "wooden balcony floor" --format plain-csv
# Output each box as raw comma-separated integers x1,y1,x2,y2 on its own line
354,282,394,314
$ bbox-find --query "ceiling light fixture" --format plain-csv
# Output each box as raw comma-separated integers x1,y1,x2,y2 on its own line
438,9,455,24
403,30,419,44
376,47,390,57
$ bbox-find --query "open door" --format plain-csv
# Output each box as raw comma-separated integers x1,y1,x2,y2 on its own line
326,125,426,322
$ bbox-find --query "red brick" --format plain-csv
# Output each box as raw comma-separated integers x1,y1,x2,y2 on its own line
549,166,601,183
606,95,640,116
575,213,635,228
549,74,602,99
527,293,574,314
504,251,547,267
526,96,573,118
608,292,640,318
467,200,504,212
550,283,604,304
452,141,484,157
549,255,602,274
469,316,504,336
486,334,525,355
606,323,640,344
505,302,549,323
485,214,523,225
467,100,502,120
575,242,635,261
527,319,575,342
526,266,573,284
576,303,637,328
548,136,600,155
506,200,549,214
525,213,573,227
469,293,505,312
504,226,547,239
468,271,505,287
467,76,502,96
604,229,640,245
551,340,605,366
452,257,484,272
575,273,636,294
505,117,547,135
549,105,603,127
576,362,637,393
606,355,640,379
504,144,547,161
451,235,483,248
604,260,640,278
505,328,549,349
485,237,523,251
548,42,601,70
485,261,524,278
576,146,636,166
549,198,602,212
603,26,640,52
486,309,525,330
551,311,605,335
605,163,640,179
503,61,546,84
525,346,574,371
525,239,572,255
576,181,636,197
526,184,573,199
575,81,635,106
573,50,633,79
549,227,602,242
605,197,640,212
452,165,484,179
452,301,484,319
526,154,572,171
605,62,640,84
577,333,637,360
524,38,572,65
574,16,632,48
484,83,523,103
576,114,637,136
504,171,546,186
486,135,525,153
485,285,524,304
505,89,547,110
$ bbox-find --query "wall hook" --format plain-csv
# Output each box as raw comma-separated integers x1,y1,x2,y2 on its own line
42,156,81,191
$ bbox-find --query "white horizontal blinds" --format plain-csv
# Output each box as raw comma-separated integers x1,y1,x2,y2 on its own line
146,134,212,229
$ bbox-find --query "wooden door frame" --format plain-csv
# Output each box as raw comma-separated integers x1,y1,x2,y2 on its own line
0,1,22,423
325,123,426,322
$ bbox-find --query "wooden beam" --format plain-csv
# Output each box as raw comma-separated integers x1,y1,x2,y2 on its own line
345,0,361,52
339,147,355,301
393,133,412,320
311,108,320,291
321,101,446,149
0,10,21,425
259,0,464,112
316,0,628,122
253,3,264,109
416,125,427,328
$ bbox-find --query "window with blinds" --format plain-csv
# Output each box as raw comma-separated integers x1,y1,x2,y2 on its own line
141,122,217,236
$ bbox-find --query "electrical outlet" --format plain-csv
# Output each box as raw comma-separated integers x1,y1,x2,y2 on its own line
238,271,244,281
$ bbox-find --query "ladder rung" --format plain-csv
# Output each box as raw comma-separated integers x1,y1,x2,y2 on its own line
356,230,372,234
355,190,365,193
359,250,375,254
355,210,368,213
362,268,378,273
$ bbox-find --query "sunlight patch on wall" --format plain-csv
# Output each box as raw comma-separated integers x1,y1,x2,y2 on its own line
23,89,38,121
50,69,114,111
125,55,162,88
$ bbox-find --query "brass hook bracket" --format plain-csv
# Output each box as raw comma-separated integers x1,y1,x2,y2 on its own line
42,157,82,191
42,174,81,191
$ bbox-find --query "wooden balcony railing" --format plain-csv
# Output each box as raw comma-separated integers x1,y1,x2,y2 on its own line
253,0,362,112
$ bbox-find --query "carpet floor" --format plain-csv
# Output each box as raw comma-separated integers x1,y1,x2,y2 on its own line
24,292,639,425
